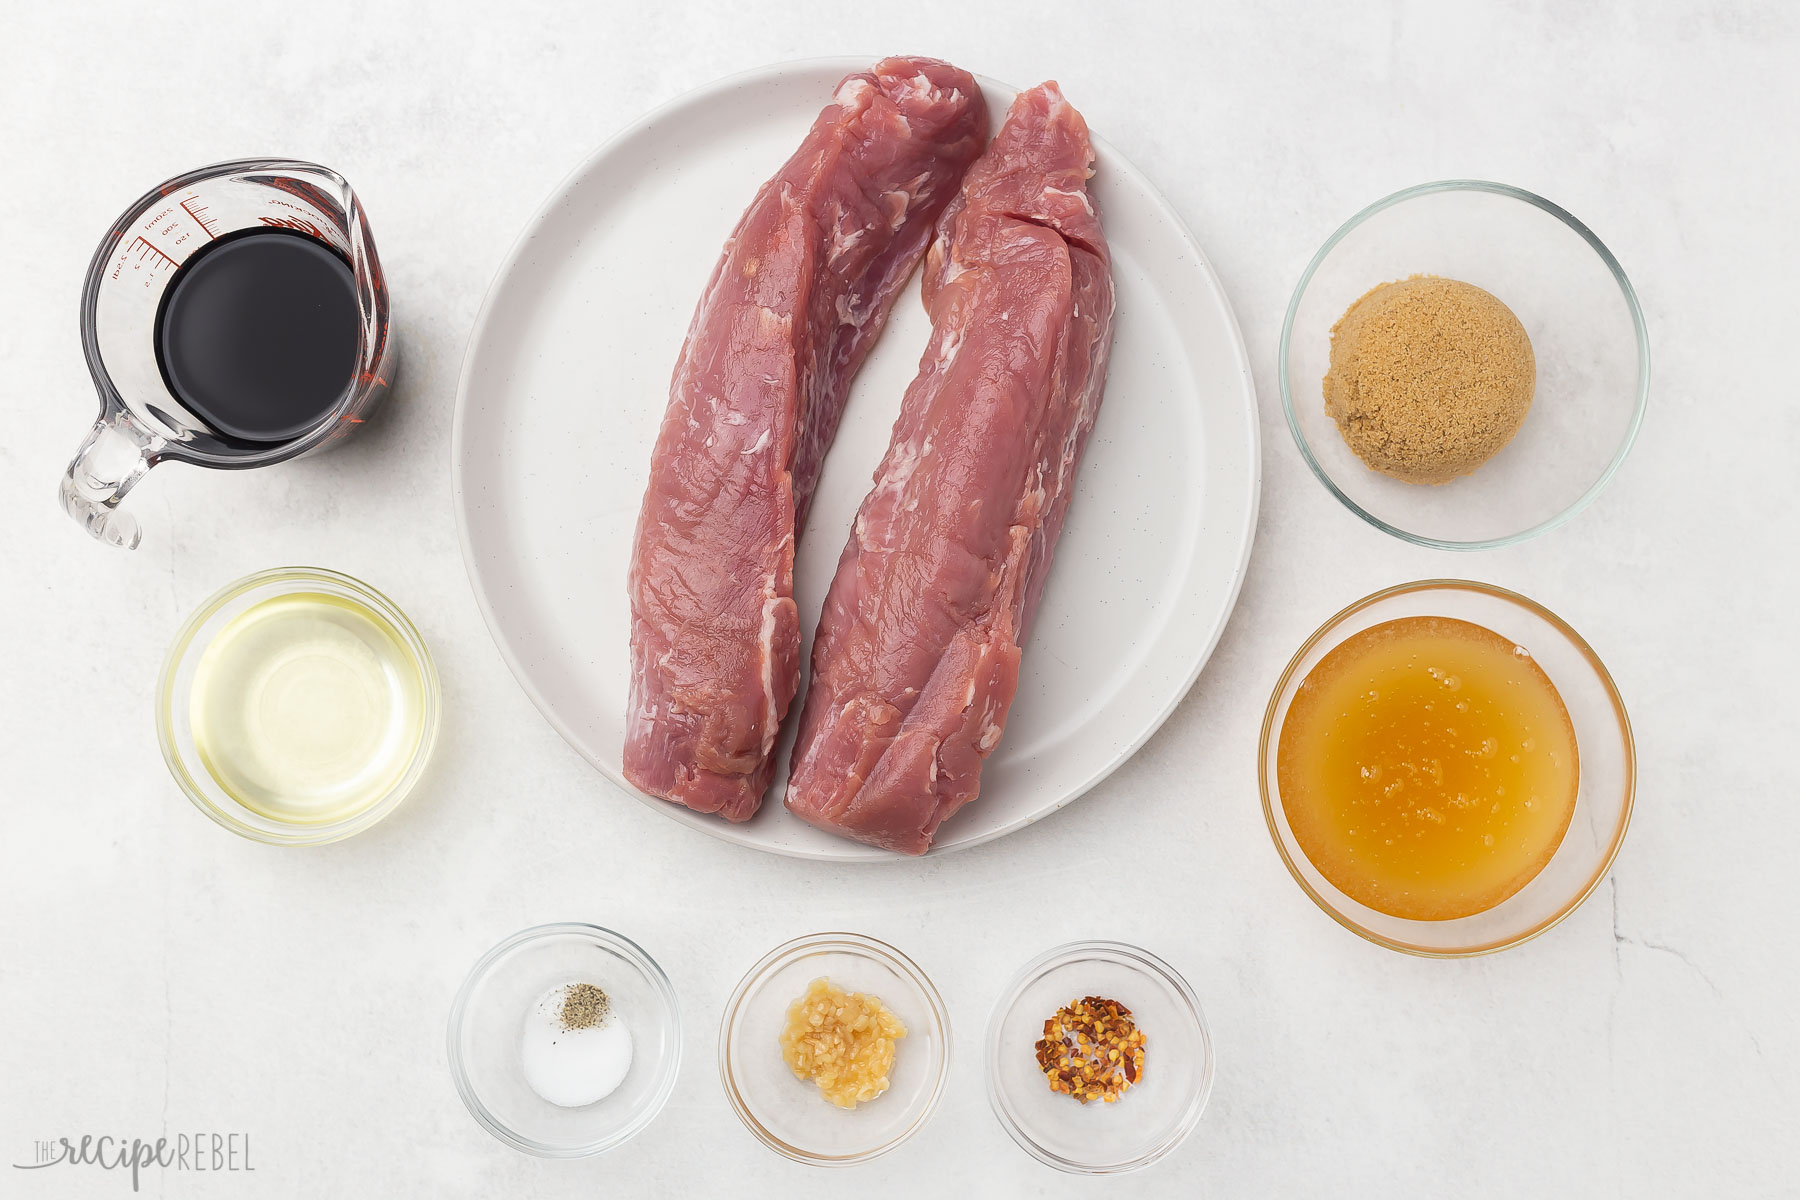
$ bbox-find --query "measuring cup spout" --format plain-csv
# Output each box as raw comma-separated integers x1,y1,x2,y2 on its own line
60,408,162,549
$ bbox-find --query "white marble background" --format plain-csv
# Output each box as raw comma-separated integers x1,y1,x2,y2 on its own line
2,1,1794,1195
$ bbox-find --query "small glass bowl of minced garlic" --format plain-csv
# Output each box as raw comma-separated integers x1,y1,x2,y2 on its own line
719,933,950,1166
1280,180,1649,550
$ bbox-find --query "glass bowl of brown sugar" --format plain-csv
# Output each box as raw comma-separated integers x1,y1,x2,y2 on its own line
1279,180,1649,549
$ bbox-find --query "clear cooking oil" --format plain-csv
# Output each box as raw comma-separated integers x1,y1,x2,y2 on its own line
188,591,429,823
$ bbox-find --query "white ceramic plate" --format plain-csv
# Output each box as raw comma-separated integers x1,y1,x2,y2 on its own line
453,59,1259,859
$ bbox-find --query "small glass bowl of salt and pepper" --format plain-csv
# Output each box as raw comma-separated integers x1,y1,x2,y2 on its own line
448,924,683,1157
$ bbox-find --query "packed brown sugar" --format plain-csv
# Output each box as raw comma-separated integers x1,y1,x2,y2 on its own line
1322,275,1536,485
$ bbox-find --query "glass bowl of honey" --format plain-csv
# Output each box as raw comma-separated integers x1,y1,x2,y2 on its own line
1260,580,1634,956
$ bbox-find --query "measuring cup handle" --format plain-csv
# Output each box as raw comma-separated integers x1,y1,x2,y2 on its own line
59,410,161,549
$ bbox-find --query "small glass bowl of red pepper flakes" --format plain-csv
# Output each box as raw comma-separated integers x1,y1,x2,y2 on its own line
986,941,1213,1174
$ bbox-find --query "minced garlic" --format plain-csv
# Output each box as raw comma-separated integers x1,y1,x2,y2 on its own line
778,977,906,1109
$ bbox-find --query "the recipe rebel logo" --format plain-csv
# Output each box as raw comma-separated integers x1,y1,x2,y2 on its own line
12,1131,255,1192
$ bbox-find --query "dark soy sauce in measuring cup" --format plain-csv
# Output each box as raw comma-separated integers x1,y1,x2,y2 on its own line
154,229,361,444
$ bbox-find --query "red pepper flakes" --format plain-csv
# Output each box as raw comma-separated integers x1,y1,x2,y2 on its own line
1033,995,1147,1103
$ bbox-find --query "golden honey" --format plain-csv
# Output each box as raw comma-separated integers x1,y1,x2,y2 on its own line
1277,616,1578,921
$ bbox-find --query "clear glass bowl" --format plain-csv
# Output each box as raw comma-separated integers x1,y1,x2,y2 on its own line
155,566,439,845
1260,580,1635,955
447,923,682,1157
718,933,950,1166
986,940,1213,1175
1279,181,1650,549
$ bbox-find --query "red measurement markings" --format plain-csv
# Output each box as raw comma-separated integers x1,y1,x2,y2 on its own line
129,236,179,268
257,214,331,240
111,235,179,286
180,197,222,240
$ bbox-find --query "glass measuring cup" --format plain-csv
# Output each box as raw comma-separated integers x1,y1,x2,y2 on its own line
60,159,394,548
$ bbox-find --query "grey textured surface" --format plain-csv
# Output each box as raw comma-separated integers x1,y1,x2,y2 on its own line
2,1,1793,1195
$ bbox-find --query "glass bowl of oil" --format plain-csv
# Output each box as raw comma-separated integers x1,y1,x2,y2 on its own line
156,566,440,844
1259,580,1634,956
